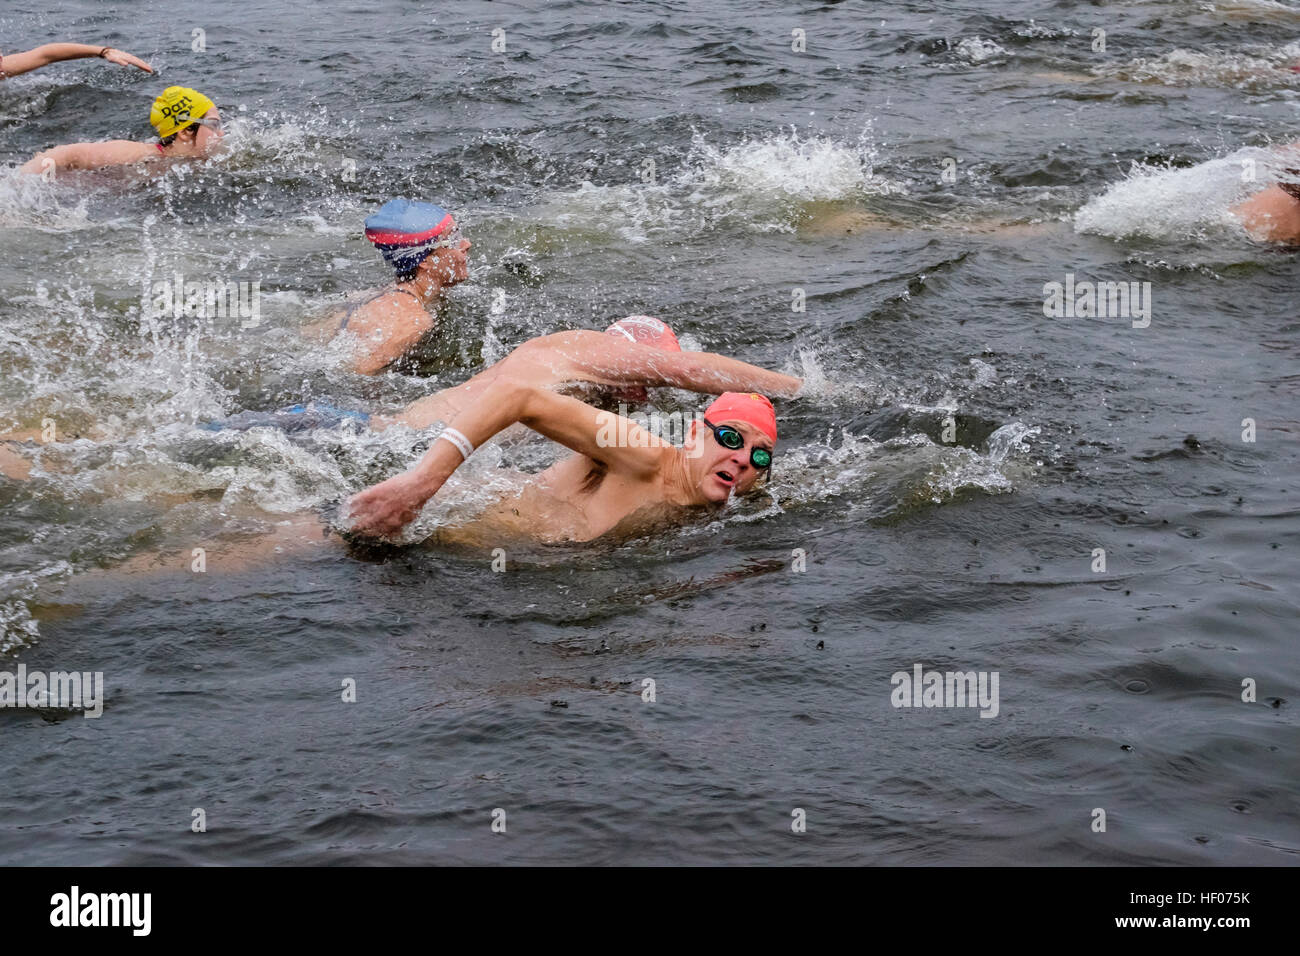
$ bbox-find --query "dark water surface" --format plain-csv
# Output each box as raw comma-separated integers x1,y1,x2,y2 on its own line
1,0,1298,864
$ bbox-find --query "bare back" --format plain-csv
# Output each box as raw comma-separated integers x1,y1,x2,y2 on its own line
325,288,433,374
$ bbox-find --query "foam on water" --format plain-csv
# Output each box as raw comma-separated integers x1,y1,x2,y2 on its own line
748,407,1041,527
174,108,365,181
539,129,903,240
955,38,1011,65
0,170,97,231
1189,0,1300,23
0,562,72,654
0,74,57,128
1100,43,1300,89
685,129,897,203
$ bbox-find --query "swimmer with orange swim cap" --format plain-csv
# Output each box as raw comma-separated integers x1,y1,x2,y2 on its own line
349,384,783,542
603,314,681,350
19,85,222,175
6,312,800,551
347,319,799,542
599,315,680,404
199,314,796,446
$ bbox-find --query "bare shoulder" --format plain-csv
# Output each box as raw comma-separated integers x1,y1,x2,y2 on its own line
512,329,599,357
343,290,432,339
495,329,595,381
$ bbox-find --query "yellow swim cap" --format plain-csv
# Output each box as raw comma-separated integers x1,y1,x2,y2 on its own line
149,86,216,138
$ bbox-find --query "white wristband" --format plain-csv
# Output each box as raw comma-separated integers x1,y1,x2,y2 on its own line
438,426,474,461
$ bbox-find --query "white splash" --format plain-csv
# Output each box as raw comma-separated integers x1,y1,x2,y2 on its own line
955,37,1011,65
539,128,904,239
1072,146,1298,241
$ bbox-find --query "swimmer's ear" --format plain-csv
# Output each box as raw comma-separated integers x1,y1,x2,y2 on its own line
684,416,703,454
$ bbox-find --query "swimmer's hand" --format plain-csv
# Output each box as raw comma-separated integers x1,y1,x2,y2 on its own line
345,472,431,538
102,48,154,73
348,430,469,536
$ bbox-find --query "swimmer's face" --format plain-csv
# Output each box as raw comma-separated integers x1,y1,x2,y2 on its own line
191,108,223,152
685,419,773,503
430,236,471,285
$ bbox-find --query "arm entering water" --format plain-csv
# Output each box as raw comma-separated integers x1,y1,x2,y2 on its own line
519,330,803,397
380,330,802,432
349,375,668,538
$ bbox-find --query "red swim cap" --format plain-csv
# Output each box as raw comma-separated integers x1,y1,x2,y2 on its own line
605,315,682,351
704,392,777,443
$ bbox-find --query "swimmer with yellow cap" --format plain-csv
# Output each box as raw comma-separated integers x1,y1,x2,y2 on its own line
19,85,222,176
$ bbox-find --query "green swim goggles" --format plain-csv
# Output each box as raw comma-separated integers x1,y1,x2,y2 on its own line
703,418,772,469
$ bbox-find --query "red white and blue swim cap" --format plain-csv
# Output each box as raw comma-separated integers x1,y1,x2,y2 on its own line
364,199,459,274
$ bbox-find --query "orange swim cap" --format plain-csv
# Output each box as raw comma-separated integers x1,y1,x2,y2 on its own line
704,392,777,443
604,315,682,351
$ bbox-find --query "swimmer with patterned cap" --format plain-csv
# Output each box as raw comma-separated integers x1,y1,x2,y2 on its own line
327,199,473,375
20,85,222,175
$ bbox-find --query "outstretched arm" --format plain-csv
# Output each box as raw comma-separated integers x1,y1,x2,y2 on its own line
19,139,156,174
2,43,152,77
349,374,667,537
380,330,802,432
513,330,804,397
